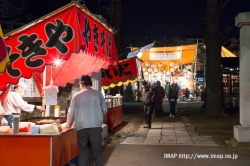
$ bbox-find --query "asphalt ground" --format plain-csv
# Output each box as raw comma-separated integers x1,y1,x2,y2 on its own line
71,100,250,166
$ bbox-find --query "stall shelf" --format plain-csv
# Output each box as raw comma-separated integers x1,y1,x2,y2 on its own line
222,70,239,108
104,96,123,133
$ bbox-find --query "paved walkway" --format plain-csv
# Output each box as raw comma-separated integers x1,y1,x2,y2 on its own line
121,116,217,146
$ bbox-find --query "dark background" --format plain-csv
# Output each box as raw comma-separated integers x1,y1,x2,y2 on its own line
2,0,250,47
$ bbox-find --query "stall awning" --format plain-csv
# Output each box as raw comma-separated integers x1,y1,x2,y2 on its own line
202,45,236,57
102,58,143,90
0,2,118,91
136,44,197,65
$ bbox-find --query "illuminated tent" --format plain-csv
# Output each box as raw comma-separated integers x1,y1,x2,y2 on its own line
0,2,118,93
133,44,197,72
102,57,143,90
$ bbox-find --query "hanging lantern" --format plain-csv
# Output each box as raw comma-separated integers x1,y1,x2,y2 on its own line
186,65,191,69
151,62,157,68
158,61,163,67
145,61,150,67
154,68,159,73
148,67,152,72
170,68,175,72
142,67,147,72
174,64,179,69
170,62,174,67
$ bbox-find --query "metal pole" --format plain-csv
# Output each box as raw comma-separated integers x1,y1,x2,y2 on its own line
42,66,46,117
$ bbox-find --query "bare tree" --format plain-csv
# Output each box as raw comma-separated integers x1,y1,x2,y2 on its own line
105,0,124,59
205,0,229,116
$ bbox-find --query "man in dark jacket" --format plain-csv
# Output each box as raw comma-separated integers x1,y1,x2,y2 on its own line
153,81,165,117
168,83,179,118
141,81,155,128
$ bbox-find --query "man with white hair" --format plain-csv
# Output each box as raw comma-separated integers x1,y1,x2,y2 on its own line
3,81,44,127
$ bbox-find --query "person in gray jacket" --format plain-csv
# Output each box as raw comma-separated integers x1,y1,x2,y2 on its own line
66,75,107,166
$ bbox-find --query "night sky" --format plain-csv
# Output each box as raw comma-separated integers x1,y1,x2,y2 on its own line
28,0,250,47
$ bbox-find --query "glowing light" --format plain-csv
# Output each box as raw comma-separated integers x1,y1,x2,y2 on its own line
54,59,61,66
137,52,143,58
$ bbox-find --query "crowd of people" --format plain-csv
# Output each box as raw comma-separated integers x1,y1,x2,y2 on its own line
141,80,180,128
140,80,206,128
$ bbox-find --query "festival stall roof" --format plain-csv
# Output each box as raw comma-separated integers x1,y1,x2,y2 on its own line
0,2,119,93
134,44,197,65
202,45,236,57
101,57,143,90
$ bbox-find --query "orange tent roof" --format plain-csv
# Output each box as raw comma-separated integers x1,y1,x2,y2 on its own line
133,44,197,65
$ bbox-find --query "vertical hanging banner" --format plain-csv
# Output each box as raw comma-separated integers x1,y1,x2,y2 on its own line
0,3,118,91
102,58,143,89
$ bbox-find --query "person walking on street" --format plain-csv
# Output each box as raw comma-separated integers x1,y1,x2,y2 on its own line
153,81,165,117
66,75,107,166
184,88,190,101
141,81,155,128
168,83,179,118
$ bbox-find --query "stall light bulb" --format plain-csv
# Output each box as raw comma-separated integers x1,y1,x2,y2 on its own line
54,59,61,66
137,52,143,58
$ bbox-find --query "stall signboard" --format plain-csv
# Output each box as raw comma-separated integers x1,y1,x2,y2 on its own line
102,58,142,89
0,3,118,91
19,78,41,97
149,52,181,60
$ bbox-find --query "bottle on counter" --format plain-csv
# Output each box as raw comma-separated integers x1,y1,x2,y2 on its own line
13,113,20,134
54,105,60,117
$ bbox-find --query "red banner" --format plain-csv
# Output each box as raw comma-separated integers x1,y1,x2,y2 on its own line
0,3,118,90
102,58,142,88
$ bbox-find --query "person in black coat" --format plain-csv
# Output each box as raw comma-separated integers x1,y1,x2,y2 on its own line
168,83,179,118
185,88,190,101
141,81,155,128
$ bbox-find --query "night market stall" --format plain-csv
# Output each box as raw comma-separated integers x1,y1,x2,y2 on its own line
132,44,198,95
0,2,118,166
101,57,143,132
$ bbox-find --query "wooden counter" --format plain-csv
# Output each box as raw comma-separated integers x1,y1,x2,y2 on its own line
0,129,77,166
105,97,123,133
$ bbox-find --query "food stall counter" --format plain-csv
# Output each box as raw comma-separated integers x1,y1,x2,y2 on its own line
0,127,77,166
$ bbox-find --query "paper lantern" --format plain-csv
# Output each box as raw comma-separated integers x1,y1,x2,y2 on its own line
158,61,163,67
148,67,152,72
154,68,159,73
174,64,179,69
145,61,150,67
170,62,174,67
151,62,157,68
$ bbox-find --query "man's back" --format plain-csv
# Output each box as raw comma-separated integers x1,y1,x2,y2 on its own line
69,87,107,130
153,86,165,101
